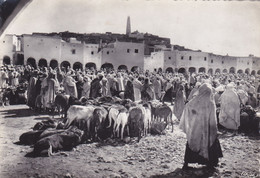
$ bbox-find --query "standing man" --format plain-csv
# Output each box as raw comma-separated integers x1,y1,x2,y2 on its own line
89,73,103,98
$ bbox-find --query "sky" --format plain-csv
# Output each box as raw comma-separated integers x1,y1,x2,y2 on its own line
4,0,260,57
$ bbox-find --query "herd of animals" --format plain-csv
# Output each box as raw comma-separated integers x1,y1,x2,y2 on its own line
18,95,175,157
2,88,258,157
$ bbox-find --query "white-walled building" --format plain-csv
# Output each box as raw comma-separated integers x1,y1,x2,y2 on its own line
1,33,260,76
23,34,62,68
176,50,209,74
101,40,145,70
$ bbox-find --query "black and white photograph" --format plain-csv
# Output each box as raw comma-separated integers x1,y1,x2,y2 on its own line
0,0,259,177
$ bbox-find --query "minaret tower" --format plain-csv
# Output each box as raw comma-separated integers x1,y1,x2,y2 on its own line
126,16,131,35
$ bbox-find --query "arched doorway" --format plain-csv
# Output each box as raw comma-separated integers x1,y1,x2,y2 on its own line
237,69,243,74
245,68,250,74
101,63,114,72
3,56,11,65
229,67,235,74
85,62,96,70
198,67,206,73
257,70,260,75
60,61,71,70
50,59,58,69
73,62,83,71
38,58,48,68
131,66,140,73
14,54,24,65
27,58,37,68
188,67,196,74
223,69,228,73
251,70,256,76
166,67,174,73
178,67,186,74
215,68,221,74
208,68,213,75
118,65,128,72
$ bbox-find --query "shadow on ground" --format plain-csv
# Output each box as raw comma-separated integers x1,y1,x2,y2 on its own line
0,107,37,118
151,167,218,178
0,107,58,119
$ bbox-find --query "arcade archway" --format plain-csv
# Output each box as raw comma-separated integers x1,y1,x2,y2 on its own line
178,68,186,74
85,62,96,70
237,69,243,74
131,66,140,73
223,69,228,73
229,67,235,74
198,67,206,73
73,62,83,71
215,68,221,74
166,67,174,73
101,63,114,72
50,59,58,69
60,61,71,70
3,56,11,65
38,58,48,68
251,70,256,76
245,68,250,74
27,58,37,68
15,54,24,65
118,65,128,72
208,68,213,75
188,67,196,74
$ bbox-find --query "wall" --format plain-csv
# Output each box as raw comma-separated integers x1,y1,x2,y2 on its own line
144,52,164,72
176,50,209,73
2,34,260,76
236,57,253,73
83,43,102,69
60,41,83,67
0,34,15,64
101,41,145,70
23,34,61,65
252,57,260,74
163,50,177,71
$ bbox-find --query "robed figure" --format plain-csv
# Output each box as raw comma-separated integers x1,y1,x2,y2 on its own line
219,83,240,130
124,76,134,101
180,83,223,169
89,74,103,99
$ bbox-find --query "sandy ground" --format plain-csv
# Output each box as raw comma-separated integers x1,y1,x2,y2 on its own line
0,104,259,178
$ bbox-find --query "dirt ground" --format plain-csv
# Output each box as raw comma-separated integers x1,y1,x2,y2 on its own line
0,105,259,178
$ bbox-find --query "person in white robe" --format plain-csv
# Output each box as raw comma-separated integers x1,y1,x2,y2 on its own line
219,83,240,130
180,83,223,169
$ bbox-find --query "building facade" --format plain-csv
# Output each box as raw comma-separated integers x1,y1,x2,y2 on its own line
1,33,260,75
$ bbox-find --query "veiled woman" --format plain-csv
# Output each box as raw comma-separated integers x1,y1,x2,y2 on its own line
219,83,240,130
180,83,223,169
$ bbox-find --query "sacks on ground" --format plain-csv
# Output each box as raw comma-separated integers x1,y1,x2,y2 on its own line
33,126,84,156
33,119,57,130
150,121,167,135
240,105,256,118
19,130,44,145
239,106,259,134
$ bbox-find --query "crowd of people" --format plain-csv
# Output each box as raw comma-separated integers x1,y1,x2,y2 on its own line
1,63,260,168
1,64,259,112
